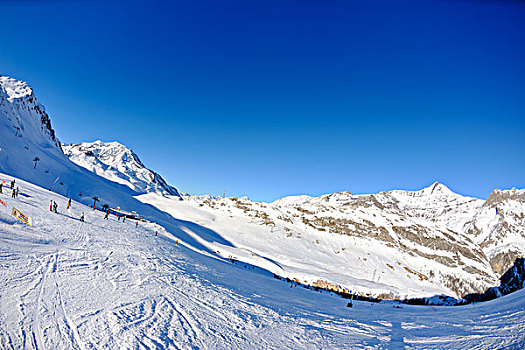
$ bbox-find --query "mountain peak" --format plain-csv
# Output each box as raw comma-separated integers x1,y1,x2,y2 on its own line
420,181,454,196
0,74,60,152
0,75,33,102
387,182,459,199
63,141,181,198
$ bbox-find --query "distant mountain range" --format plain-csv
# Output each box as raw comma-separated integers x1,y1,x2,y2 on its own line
171,182,525,299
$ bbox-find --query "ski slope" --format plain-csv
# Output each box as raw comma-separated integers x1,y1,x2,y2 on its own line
1,173,524,349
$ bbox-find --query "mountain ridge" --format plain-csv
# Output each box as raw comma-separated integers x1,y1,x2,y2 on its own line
63,140,181,198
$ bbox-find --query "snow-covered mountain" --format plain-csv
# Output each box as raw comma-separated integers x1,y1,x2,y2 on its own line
63,141,181,198
1,73,525,348
0,75,143,207
0,75,62,167
142,181,524,300
4,73,523,302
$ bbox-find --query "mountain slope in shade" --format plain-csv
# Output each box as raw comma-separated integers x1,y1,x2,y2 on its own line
63,141,181,198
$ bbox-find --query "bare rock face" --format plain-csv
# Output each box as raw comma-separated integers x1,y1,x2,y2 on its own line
486,188,525,207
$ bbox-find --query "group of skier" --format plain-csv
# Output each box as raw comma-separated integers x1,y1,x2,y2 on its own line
101,207,133,224
2,177,142,230
3,177,141,230
0,179,19,198
49,198,85,223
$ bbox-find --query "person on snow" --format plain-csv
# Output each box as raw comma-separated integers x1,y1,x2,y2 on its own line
50,200,53,211
135,222,138,228
53,201,58,213
80,213,85,222
11,179,15,190
11,189,16,198
0,183,3,193
15,187,19,198
104,210,109,220
67,199,71,210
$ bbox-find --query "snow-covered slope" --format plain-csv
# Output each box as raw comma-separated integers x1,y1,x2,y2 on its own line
2,173,525,349
63,141,181,197
0,76,143,209
135,181,525,301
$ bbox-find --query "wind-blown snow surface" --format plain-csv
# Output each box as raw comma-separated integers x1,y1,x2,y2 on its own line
1,174,525,349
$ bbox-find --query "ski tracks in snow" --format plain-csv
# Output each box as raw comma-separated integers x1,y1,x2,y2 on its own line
15,252,86,350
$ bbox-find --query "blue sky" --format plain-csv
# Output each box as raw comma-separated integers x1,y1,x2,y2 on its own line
1,0,524,201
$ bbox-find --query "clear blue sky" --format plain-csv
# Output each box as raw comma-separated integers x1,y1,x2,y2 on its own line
1,0,524,201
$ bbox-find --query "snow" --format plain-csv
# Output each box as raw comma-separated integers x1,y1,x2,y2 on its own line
1,73,525,348
136,194,477,299
58,122,525,300
63,141,181,197
0,76,33,102
1,173,524,349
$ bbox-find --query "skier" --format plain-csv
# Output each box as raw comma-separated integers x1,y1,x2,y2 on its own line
15,187,19,198
155,231,158,237
80,213,85,222
0,182,3,193
67,199,71,210
136,222,138,228
11,189,15,198
53,201,58,213
50,200,53,211
104,210,109,220
10,179,14,190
